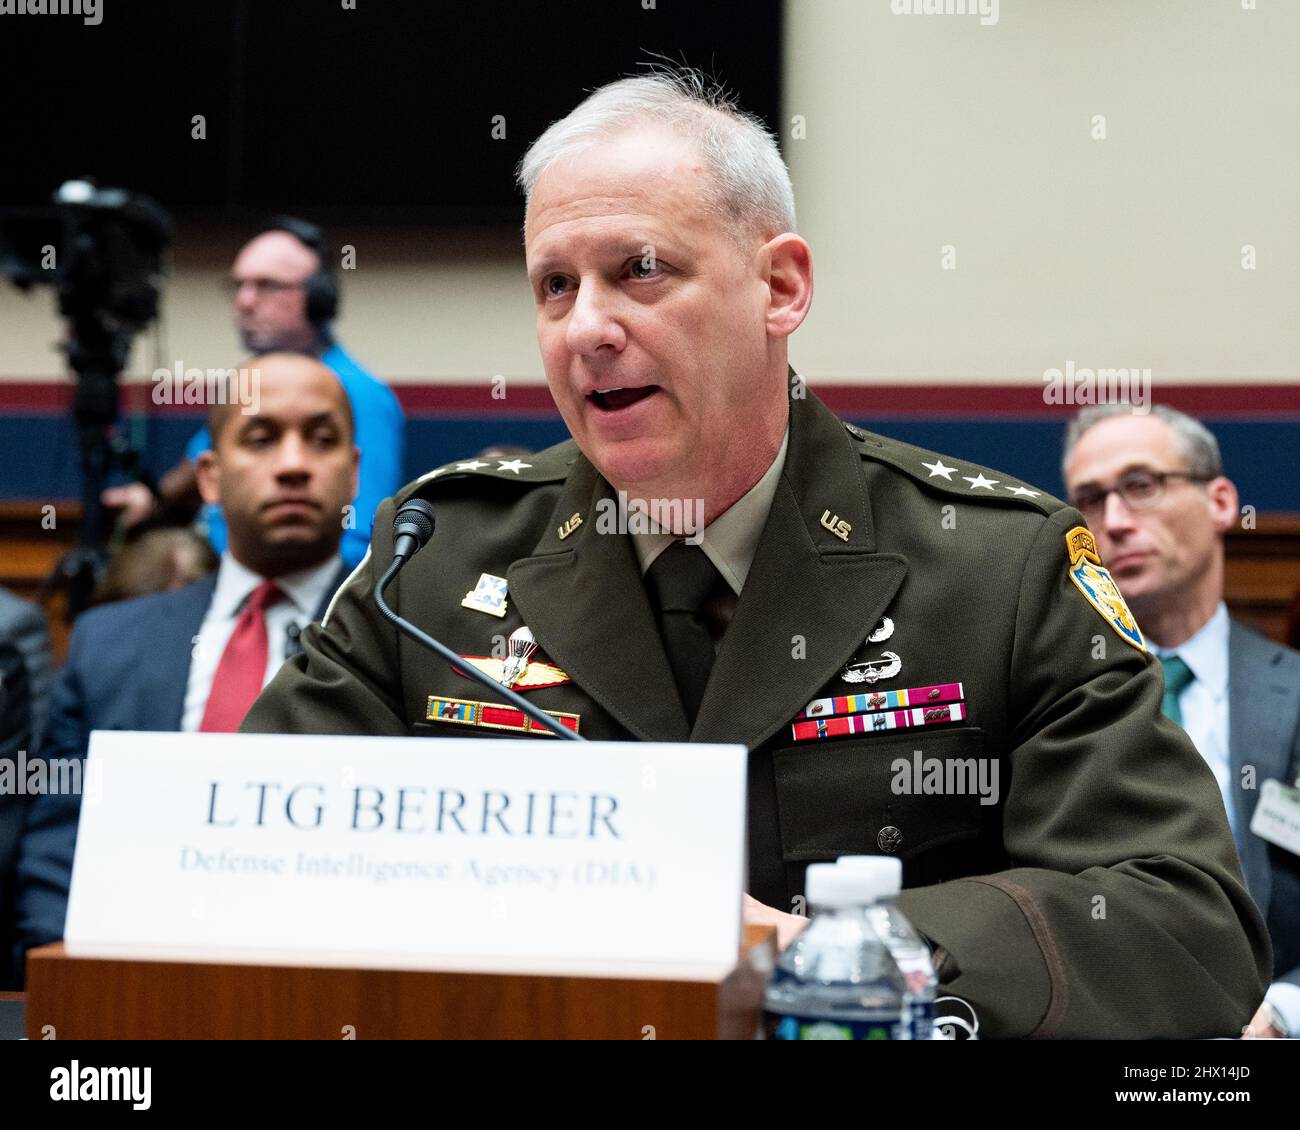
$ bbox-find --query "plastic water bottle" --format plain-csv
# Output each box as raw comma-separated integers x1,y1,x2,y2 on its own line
763,862,911,1040
838,855,937,1040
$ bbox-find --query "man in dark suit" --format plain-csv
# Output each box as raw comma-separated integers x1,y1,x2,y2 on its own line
0,587,53,989
0,642,35,989
1065,403,1300,1038
0,589,52,752
10,352,359,975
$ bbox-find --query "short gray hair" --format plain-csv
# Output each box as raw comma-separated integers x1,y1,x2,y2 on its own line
1063,404,1224,480
516,68,796,244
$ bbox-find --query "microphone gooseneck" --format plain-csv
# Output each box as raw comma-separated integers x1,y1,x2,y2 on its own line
374,500,584,742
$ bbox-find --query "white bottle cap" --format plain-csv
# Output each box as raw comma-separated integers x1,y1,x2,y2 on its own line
805,862,878,908
835,855,903,899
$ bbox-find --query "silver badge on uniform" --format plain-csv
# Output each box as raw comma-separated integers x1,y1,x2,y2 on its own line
500,626,539,689
841,651,902,684
867,616,894,643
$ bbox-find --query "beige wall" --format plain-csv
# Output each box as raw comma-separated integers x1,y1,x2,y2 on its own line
783,0,1299,383
0,223,540,384
2,0,1295,385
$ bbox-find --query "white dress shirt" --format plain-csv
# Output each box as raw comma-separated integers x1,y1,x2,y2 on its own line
1155,602,1235,840
181,552,342,732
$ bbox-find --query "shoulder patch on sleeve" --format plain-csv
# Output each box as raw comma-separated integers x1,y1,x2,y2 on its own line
396,440,577,504
846,422,1065,516
1064,524,1147,652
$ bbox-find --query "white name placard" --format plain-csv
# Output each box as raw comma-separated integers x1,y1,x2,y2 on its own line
65,731,747,973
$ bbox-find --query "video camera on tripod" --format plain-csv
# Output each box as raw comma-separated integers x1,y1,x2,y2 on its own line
0,179,172,616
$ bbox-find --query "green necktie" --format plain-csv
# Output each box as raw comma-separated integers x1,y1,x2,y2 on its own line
1159,654,1195,727
644,541,725,726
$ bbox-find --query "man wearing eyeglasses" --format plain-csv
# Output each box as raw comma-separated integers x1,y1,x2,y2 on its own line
103,218,405,569
1064,404,1300,1039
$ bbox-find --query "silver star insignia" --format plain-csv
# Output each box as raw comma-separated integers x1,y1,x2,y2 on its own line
963,473,999,490
496,459,532,474
1006,485,1040,497
922,459,957,481
418,466,450,483
456,460,489,471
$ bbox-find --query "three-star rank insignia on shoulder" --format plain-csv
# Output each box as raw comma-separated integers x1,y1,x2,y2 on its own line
1065,526,1146,652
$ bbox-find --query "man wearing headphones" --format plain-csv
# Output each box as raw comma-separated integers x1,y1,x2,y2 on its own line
105,218,405,568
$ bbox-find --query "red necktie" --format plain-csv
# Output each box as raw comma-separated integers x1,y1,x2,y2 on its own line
199,579,286,732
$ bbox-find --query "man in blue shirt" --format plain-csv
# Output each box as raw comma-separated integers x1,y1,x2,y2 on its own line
105,217,404,567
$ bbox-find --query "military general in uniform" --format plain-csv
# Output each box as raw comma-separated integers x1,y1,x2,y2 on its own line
244,71,1270,1039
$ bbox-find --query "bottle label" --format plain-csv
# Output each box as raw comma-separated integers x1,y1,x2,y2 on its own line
765,1012,904,1041
910,1002,934,1041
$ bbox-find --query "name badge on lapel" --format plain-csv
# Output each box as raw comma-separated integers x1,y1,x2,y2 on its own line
1251,779,1300,857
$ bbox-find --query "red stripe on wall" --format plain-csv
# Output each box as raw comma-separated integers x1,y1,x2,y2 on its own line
0,380,564,416
2,380,1299,417
396,384,558,414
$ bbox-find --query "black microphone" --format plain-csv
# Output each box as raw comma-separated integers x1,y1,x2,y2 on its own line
374,499,584,742
392,498,435,561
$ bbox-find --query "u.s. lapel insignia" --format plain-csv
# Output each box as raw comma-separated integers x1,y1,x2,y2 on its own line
558,512,583,540
1065,526,1146,652
461,573,509,618
819,510,852,542
840,650,902,684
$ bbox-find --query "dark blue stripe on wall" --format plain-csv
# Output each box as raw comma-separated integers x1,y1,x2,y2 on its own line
0,416,576,503
1,415,1297,511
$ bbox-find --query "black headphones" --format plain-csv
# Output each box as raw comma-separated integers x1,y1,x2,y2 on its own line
260,215,340,341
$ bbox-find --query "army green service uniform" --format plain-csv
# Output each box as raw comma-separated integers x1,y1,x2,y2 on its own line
244,391,1271,1039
